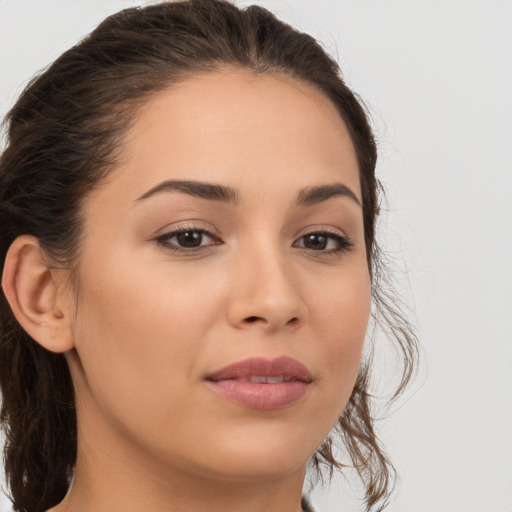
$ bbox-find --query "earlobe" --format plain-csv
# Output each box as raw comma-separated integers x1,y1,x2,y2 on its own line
1,235,74,353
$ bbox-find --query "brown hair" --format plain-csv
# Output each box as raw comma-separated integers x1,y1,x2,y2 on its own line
0,1,418,511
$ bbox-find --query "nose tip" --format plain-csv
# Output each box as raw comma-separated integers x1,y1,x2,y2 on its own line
226,258,307,332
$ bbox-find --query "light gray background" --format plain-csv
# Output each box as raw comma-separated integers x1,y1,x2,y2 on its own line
1,1,511,511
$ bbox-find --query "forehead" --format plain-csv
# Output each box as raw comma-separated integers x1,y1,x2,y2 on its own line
92,68,361,209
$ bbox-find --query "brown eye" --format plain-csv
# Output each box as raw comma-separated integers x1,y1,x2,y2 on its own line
294,231,353,254
176,231,203,248
156,228,219,252
302,234,328,250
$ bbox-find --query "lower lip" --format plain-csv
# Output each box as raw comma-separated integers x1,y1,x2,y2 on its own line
206,380,310,410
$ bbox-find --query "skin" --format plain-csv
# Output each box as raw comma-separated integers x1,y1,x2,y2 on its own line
4,69,371,512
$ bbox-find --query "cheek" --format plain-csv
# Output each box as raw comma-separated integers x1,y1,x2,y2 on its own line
71,253,223,422
311,267,371,405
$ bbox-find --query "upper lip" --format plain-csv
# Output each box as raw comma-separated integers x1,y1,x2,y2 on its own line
205,356,313,383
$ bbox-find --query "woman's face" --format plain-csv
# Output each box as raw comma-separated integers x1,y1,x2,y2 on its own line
66,69,371,482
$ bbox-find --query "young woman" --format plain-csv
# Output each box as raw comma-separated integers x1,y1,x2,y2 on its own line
0,1,417,511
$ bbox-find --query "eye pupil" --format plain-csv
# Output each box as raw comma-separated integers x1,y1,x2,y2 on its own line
177,231,202,247
304,234,327,250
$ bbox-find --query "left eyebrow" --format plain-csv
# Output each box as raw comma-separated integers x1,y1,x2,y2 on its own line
296,183,361,207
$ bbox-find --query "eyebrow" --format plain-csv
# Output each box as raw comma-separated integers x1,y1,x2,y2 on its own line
296,183,361,207
136,180,239,204
135,179,361,207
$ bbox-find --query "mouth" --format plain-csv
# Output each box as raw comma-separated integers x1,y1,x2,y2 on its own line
227,375,297,383
205,356,312,410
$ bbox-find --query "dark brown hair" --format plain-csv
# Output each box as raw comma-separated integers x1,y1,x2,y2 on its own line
0,1,418,511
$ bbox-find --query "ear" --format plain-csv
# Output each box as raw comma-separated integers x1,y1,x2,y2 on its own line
1,235,74,353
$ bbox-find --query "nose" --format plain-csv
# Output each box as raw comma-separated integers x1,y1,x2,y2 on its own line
226,247,307,333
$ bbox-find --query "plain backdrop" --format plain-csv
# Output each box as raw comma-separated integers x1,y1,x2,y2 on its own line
0,1,511,511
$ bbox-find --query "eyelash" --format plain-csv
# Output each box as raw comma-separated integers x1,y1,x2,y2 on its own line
154,226,353,256
155,226,221,254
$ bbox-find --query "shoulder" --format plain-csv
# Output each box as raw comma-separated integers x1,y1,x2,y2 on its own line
301,496,315,512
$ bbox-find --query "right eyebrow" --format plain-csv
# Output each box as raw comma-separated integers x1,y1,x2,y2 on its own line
135,179,240,204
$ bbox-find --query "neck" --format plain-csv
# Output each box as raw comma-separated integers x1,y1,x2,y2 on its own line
48,410,307,512
52,460,306,512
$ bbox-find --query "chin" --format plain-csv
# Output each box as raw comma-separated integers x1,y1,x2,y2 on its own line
185,425,319,482
208,453,308,483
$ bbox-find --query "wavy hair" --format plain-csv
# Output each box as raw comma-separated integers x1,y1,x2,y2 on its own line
0,1,418,511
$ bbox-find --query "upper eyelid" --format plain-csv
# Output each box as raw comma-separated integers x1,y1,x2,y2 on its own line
152,220,218,238
294,224,349,240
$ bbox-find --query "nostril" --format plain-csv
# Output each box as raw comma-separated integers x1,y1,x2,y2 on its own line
245,316,263,323
243,316,299,326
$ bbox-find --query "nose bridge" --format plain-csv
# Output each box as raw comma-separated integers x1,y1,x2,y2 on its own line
227,233,306,331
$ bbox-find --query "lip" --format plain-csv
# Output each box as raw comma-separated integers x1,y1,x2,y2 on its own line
205,356,312,410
